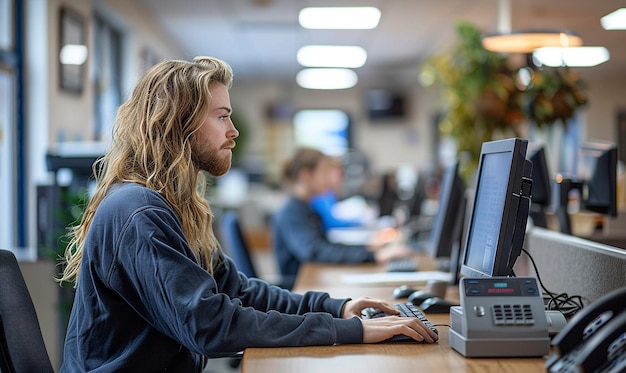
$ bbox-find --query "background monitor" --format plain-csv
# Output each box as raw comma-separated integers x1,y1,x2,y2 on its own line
460,138,531,278
527,144,551,228
579,141,618,217
555,141,618,234
427,161,466,260
365,89,407,121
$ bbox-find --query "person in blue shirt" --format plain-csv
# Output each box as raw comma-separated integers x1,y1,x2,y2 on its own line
309,157,373,232
273,147,412,289
57,57,437,372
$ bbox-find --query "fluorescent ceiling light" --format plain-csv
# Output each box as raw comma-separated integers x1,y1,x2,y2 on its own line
482,30,582,54
533,46,610,67
297,45,367,68
296,68,358,90
601,8,626,30
299,7,381,29
60,44,88,65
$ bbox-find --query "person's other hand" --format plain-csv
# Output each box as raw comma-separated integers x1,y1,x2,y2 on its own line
342,296,399,319
373,243,412,263
360,316,439,343
368,228,401,249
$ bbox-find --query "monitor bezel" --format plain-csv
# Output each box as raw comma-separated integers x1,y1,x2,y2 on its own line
460,138,529,278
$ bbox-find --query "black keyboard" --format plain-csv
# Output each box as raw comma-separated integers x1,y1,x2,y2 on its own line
361,302,439,342
386,258,418,272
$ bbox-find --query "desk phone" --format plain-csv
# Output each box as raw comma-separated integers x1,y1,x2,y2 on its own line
449,277,551,357
546,287,626,373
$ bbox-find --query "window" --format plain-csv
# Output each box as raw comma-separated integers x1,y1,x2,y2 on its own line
93,14,123,142
0,67,14,248
293,109,351,156
0,0,13,50
0,0,19,247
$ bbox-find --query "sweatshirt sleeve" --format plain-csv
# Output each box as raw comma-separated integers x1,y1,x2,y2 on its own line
275,199,375,264
214,256,348,317
102,206,363,357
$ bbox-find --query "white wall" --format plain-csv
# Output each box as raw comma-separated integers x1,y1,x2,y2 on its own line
584,74,626,142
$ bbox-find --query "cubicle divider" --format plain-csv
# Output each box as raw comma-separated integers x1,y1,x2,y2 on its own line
523,227,626,305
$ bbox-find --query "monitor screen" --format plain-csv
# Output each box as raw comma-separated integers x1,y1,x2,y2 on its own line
579,142,618,217
365,89,407,121
427,161,466,260
460,138,530,278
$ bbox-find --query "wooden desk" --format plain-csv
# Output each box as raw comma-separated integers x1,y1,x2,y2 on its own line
242,260,547,373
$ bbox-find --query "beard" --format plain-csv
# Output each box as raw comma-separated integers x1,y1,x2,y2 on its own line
192,139,234,176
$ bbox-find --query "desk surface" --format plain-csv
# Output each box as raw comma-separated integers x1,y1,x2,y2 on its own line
242,260,547,373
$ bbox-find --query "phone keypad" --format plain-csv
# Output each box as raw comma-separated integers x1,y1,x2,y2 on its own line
492,304,535,326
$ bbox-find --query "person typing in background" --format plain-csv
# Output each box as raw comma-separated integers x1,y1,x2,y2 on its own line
273,147,412,289
58,57,436,373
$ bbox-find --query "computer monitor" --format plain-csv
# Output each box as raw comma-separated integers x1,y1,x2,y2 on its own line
527,144,551,228
460,138,532,278
579,142,618,217
555,141,618,234
426,161,466,260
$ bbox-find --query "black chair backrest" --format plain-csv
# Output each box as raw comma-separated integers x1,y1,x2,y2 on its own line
0,250,54,373
219,211,258,278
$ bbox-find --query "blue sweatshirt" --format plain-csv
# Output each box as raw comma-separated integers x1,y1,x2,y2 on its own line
273,196,375,289
59,183,363,372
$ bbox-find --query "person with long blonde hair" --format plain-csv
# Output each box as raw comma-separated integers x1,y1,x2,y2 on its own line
58,56,437,372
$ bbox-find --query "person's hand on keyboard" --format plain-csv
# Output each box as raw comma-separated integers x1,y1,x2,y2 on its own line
341,297,438,343
360,317,439,343
341,296,399,319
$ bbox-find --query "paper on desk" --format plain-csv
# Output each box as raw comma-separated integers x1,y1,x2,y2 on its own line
340,271,452,286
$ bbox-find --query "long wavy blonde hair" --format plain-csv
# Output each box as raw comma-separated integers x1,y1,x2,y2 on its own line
59,56,233,286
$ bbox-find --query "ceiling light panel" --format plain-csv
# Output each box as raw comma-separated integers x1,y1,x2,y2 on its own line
296,68,358,90
297,45,367,68
601,8,626,30
299,7,381,29
533,46,610,67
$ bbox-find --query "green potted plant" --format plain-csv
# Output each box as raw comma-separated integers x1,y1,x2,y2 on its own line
422,21,587,179
422,21,524,178
523,67,587,127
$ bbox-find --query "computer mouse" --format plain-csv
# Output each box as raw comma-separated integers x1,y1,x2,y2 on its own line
419,297,456,314
407,290,437,304
392,285,418,299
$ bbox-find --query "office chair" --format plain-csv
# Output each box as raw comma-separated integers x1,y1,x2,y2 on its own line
219,210,258,278
0,250,54,373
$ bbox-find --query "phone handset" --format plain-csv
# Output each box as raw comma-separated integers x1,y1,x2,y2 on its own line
546,287,626,372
